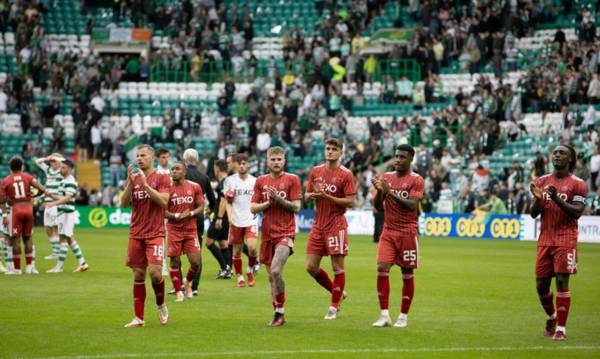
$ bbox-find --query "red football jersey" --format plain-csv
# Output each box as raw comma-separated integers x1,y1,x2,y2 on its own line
307,164,356,230
0,173,38,204
251,172,302,240
532,174,588,247
381,171,424,233
129,170,171,239
167,180,203,234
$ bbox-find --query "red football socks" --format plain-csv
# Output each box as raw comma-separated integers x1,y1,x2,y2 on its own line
13,247,21,270
152,279,165,306
25,252,33,265
556,289,571,327
377,269,390,310
275,292,286,310
313,268,333,292
233,256,243,276
248,255,257,268
401,273,415,315
169,269,182,292
331,270,345,309
133,281,146,320
186,268,197,283
539,291,555,317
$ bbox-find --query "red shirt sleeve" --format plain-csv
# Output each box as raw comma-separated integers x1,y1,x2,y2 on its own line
532,176,544,189
23,173,34,188
573,180,588,204
343,171,356,196
0,179,6,199
195,183,204,207
306,169,315,193
158,173,171,193
251,177,262,203
289,175,302,201
410,176,424,200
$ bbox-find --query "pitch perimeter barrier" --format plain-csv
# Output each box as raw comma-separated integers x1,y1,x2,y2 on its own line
72,206,599,243
419,213,523,240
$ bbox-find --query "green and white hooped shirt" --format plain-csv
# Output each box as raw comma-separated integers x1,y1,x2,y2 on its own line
57,175,78,214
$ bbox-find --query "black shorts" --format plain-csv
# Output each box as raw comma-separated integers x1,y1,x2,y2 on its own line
206,219,229,241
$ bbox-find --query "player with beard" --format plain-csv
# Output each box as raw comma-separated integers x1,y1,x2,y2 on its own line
251,147,301,327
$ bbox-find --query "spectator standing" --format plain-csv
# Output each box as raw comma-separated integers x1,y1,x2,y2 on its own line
109,149,123,187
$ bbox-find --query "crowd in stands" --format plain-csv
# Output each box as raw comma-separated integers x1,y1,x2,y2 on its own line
1,0,600,215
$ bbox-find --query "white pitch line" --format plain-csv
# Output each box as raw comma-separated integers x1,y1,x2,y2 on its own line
30,345,600,359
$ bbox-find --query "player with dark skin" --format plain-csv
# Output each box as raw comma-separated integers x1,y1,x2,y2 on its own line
530,145,585,307
164,163,203,288
1,157,56,274
372,148,419,276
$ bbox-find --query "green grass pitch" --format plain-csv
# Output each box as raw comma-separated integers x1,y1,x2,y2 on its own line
1,228,599,359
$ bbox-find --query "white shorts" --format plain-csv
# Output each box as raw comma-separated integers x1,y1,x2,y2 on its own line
58,212,76,238
44,206,58,227
1,208,11,236
0,215,7,236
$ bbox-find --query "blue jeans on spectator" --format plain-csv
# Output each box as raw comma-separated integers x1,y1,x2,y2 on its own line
111,165,122,187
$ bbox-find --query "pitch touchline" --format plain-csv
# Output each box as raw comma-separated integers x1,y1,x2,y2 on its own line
35,345,600,359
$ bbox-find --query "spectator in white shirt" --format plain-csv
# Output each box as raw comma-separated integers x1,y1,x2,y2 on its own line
590,147,600,191
90,121,102,159
0,84,7,113
256,126,271,154
588,74,600,103
90,92,105,114
584,105,596,130
311,81,326,102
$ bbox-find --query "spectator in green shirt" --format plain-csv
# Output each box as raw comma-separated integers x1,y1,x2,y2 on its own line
125,56,140,82
475,190,508,214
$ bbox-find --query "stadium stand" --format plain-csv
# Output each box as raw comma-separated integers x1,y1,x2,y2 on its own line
0,0,598,214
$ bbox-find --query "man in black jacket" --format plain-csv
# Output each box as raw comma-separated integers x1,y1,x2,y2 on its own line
182,148,227,295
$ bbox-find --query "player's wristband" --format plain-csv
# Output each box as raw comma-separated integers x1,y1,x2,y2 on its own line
216,217,222,220
175,213,180,219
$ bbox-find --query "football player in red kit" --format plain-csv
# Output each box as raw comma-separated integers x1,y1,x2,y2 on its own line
1,156,53,275
251,146,302,327
371,145,424,328
530,145,587,341
165,162,204,302
305,138,355,319
121,145,171,328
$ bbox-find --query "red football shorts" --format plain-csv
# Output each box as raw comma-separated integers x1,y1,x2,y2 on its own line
536,246,578,278
8,205,33,238
126,236,164,268
307,227,348,257
229,224,258,245
167,231,201,257
260,236,294,266
377,229,419,268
